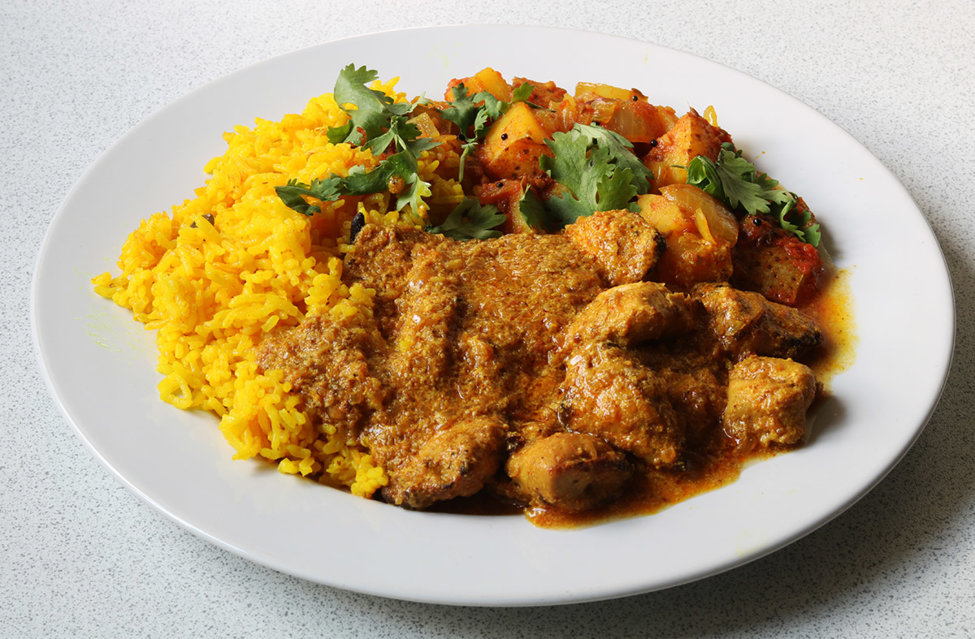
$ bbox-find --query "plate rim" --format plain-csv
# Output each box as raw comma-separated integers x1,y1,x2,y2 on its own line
31,24,956,606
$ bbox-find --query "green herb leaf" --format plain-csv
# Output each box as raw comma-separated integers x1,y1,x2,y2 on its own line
440,85,486,134
686,143,821,246
572,124,653,194
364,114,440,158
274,177,344,215
278,64,440,217
426,197,505,240
329,64,395,146
342,151,412,194
438,83,533,181
803,223,822,247
276,151,432,217
518,187,548,230
510,82,535,104
540,124,648,226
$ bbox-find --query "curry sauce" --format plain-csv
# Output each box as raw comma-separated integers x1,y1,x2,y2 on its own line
260,211,845,527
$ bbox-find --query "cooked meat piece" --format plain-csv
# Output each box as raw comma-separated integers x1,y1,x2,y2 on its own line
345,224,439,337
382,415,507,509
564,209,665,286
723,356,817,450
506,432,633,512
694,283,822,359
266,200,829,521
469,233,604,356
561,281,700,350
258,313,385,431
562,343,684,468
386,246,459,387
505,418,562,451
654,366,727,445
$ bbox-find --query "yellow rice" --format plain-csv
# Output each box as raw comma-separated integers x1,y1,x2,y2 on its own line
93,77,449,497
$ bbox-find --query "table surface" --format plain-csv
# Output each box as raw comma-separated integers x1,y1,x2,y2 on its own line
4,1,974,636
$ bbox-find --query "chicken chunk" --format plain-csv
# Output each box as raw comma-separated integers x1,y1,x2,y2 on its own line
386,246,459,386
561,281,699,350
562,343,684,468
565,209,665,286
694,283,822,359
382,415,507,509
345,224,432,336
723,356,817,450
258,313,386,432
506,432,633,512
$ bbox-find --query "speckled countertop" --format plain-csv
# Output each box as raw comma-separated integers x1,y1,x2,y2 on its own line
4,1,974,636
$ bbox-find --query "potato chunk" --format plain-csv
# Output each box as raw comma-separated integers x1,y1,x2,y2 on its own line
444,67,512,101
732,205,826,306
572,84,679,143
643,109,732,188
477,101,552,180
638,184,738,288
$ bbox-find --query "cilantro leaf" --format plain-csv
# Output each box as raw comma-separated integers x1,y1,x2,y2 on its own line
540,124,647,226
341,151,430,216
364,114,440,158
438,83,533,181
802,223,822,247
342,151,413,194
773,196,822,247
688,145,771,214
278,64,441,217
686,143,821,246
518,188,548,230
275,151,432,217
329,64,395,146
441,84,529,137
510,82,535,104
572,124,652,194
426,197,505,240
440,85,491,134
275,177,344,215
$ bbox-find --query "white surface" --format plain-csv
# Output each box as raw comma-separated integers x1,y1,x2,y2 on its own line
32,25,953,607
4,0,974,635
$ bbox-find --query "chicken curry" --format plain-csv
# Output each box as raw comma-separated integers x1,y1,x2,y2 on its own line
261,67,842,526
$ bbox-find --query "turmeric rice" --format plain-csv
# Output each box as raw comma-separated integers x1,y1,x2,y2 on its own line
92,77,444,497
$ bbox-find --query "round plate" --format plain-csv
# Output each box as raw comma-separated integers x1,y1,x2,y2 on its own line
32,25,954,606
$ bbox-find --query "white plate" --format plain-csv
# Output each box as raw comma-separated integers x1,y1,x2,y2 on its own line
32,25,954,606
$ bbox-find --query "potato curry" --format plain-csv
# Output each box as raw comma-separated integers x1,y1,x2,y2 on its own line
263,67,836,525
